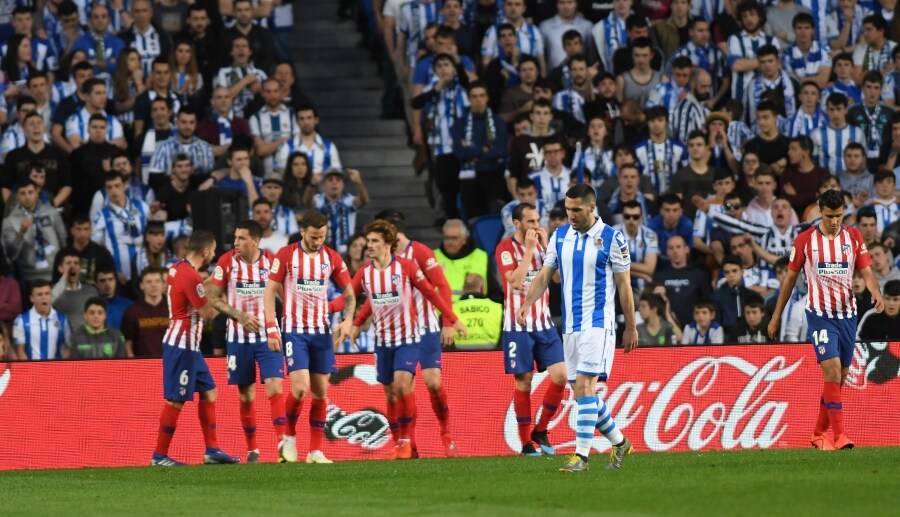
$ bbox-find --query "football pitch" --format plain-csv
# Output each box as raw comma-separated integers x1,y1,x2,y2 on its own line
2,448,898,516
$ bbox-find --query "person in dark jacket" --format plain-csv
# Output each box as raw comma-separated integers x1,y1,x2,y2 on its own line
712,255,755,341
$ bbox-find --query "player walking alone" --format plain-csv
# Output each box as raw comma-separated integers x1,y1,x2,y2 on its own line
518,184,638,473
496,203,568,456
151,230,240,466
207,221,283,464
349,220,468,459
264,211,356,464
768,189,884,450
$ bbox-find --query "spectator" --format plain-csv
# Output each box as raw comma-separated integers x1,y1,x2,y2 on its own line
480,0,545,73
635,106,688,195
121,266,169,358
136,97,176,175
612,16,665,76
2,111,71,208
251,199,288,253
653,235,711,326
177,4,221,88
744,101,789,173
500,177,550,238
637,291,681,346
312,168,369,255
813,92,867,174
154,153,201,223
616,37,664,105
92,172,155,283
197,87,252,160
711,254,754,340
671,68,713,145
131,222,172,291
206,145,260,204
52,215,115,287
725,233,778,297
259,177,298,237
540,0,593,69
65,297,125,359
505,99,558,193
528,138,572,208
111,47,146,133
546,30,589,94
671,130,719,218
117,0,173,77
669,18,730,109
250,79,297,172
221,0,277,76
591,0,631,72
2,180,67,283
653,0,692,57
726,1,780,115
452,81,509,219
613,199,659,297
780,135,830,213
648,56,692,117
71,4,125,78
440,0,478,60
434,219,491,301
70,115,121,217
551,54,594,124
90,151,157,221
852,14,895,81
51,249,99,330
744,169,784,227
606,164,654,221
847,70,894,165
857,279,900,340
273,106,342,177
856,206,880,246
132,58,182,140
499,56,539,123
868,242,900,290
680,301,724,344
214,34,268,118
867,168,899,235
64,79,128,148
13,280,69,360
784,81,827,137
573,116,615,192
170,39,204,106
732,295,767,343
483,23,529,103
838,142,874,197
280,152,315,210
647,193,695,265
147,108,216,181
0,95,38,163
822,53,861,106
49,60,94,153
94,269,133,331
744,45,797,125
452,274,502,348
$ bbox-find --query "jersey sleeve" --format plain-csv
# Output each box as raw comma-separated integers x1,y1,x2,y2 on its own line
609,230,631,273
415,243,452,310
268,247,290,284
407,259,458,324
543,228,560,269
328,249,352,289
854,229,873,269
210,253,231,289
495,240,518,279
182,266,209,309
788,232,808,273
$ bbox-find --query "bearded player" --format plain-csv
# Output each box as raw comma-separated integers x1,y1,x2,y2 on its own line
151,230,240,466
375,209,457,456
349,220,468,459
768,189,884,450
207,220,283,464
496,203,567,456
264,211,355,464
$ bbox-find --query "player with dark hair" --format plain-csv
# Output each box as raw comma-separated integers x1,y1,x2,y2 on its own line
151,230,240,466
769,189,884,450
264,211,356,464
207,220,282,464
349,220,468,459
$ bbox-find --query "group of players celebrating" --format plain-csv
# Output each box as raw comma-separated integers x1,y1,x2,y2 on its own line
150,184,883,469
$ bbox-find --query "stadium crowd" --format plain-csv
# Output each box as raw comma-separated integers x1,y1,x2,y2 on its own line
2,0,900,362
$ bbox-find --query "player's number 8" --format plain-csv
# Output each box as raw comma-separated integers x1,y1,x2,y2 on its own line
179,370,189,386
285,342,293,357
508,341,517,359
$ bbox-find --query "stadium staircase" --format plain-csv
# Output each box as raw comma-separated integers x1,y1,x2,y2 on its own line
296,1,439,246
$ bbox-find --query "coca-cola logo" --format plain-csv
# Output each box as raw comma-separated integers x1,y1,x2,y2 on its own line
326,363,390,450
0,364,8,398
504,356,804,453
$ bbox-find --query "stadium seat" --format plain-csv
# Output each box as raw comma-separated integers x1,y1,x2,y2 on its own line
471,214,503,252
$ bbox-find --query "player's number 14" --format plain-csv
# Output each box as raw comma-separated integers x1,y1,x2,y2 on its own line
812,329,829,346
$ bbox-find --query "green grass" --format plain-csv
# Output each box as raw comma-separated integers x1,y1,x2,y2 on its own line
2,448,899,516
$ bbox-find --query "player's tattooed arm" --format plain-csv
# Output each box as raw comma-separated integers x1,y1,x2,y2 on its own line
207,283,260,331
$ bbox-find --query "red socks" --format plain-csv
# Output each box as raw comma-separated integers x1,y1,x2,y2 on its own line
154,404,182,456
284,393,304,437
386,399,399,444
198,400,219,450
429,388,450,436
823,381,844,436
239,401,257,451
534,382,566,432
269,393,285,442
398,393,416,441
514,389,531,446
815,397,830,436
309,399,327,452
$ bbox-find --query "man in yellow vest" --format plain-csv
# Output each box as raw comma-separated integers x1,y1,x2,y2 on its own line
434,219,490,301
452,275,502,349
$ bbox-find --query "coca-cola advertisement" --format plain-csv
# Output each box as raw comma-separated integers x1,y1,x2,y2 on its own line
0,343,898,470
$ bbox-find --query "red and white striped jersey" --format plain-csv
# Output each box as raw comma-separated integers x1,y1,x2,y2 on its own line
163,260,209,351
398,240,450,334
211,248,275,344
352,257,458,347
269,243,351,334
788,225,872,319
496,237,554,332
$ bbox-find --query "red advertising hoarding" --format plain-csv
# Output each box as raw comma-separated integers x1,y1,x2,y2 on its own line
1,343,898,470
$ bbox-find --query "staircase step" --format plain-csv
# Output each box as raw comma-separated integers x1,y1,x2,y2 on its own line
319,119,406,137
298,47,373,61
365,196,432,210
317,104,383,118
296,19,360,31
300,1,339,19
337,135,409,149
341,150,415,167
297,76,383,91
299,60,379,78
352,166,417,179
292,28,360,49
304,89,383,106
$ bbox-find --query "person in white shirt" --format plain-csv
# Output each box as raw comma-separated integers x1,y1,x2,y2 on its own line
481,0,546,74
528,138,571,207
213,34,267,118
64,78,126,149
539,0,593,69
250,78,297,174
251,198,288,253
273,106,342,178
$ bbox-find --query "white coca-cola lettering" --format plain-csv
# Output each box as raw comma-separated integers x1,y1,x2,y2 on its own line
326,405,391,450
0,367,9,398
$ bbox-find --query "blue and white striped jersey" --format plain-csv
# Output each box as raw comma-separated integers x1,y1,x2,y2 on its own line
426,82,468,156
867,198,900,235
853,40,897,74
213,65,267,118
727,31,780,112
64,107,124,144
543,218,631,333
796,0,830,44
552,88,585,123
528,167,571,207
0,37,56,71
481,21,544,61
92,199,150,281
147,136,215,176
398,0,443,67
784,108,827,137
123,25,164,76
646,81,688,116
13,307,69,360
313,192,358,255
250,104,298,172
812,124,867,173
273,203,299,236
591,13,628,72
668,42,727,92
783,41,832,81
745,71,797,126
681,321,724,344
634,138,689,195
670,94,710,144
273,133,342,173
613,223,658,294
822,80,862,106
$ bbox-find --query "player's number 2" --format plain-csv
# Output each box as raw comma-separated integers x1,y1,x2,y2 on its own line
812,329,829,346
508,341,517,359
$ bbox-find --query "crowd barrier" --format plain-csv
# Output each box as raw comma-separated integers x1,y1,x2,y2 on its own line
1,343,899,470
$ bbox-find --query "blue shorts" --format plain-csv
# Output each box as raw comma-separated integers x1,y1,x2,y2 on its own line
283,333,335,375
162,345,215,402
418,331,442,370
226,340,286,385
502,328,565,375
806,311,858,367
375,344,420,385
